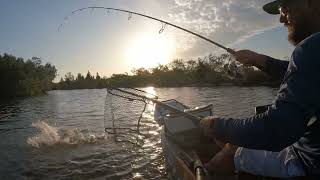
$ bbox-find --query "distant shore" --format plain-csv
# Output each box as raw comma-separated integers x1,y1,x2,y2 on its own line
54,53,280,91
51,81,280,91
1,52,279,98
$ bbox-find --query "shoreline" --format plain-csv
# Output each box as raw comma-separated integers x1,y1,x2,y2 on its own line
50,82,279,91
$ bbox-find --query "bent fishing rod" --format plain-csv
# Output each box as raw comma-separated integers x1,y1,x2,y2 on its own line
59,7,236,55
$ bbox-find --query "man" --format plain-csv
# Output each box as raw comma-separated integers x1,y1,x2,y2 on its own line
200,0,320,178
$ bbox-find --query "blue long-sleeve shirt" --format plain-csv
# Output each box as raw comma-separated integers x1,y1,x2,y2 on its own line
213,32,320,176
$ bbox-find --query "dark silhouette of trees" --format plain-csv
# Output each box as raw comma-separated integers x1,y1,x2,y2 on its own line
76,73,85,81
0,52,277,96
96,73,101,80
54,53,275,90
0,53,57,98
55,70,107,90
85,71,94,81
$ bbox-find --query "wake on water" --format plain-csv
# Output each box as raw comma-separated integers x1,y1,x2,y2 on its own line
27,121,107,148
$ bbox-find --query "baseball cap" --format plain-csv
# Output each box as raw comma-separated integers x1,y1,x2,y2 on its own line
263,0,284,14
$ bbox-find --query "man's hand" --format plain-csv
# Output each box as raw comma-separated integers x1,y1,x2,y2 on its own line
200,116,226,148
234,50,268,67
201,117,238,174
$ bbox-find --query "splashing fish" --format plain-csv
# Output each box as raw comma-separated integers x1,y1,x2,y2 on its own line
27,121,106,148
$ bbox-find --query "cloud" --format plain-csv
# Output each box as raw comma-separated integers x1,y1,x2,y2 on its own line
165,0,280,58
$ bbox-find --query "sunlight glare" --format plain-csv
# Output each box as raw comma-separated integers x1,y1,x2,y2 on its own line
144,87,157,114
144,87,157,98
126,35,175,69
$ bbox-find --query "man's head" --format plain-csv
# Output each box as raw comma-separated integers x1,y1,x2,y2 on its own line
263,0,320,46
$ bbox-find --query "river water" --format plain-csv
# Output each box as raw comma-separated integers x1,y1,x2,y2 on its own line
0,87,278,180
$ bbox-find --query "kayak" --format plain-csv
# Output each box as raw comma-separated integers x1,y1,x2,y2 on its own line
155,100,274,180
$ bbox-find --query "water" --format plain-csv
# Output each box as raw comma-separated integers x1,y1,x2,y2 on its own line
0,87,278,179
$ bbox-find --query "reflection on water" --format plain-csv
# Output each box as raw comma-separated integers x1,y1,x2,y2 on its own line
0,87,277,179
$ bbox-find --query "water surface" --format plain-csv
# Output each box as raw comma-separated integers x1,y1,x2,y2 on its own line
0,87,277,179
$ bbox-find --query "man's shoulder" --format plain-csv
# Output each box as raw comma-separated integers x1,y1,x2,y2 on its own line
291,32,320,70
297,32,320,50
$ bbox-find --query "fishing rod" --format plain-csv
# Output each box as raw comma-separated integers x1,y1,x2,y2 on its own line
59,7,236,55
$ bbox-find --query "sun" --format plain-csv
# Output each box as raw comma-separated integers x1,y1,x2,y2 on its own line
125,34,175,69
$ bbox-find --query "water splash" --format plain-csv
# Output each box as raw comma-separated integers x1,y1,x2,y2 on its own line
27,121,106,148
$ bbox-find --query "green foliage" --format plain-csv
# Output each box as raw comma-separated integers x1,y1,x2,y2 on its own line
55,53,275,90
0,53,57,98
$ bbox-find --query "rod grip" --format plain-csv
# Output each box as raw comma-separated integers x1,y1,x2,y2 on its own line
195,166,206,180
194,159,207,180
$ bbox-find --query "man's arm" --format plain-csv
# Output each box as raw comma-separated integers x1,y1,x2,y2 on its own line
255,56,289,81
214,45,319,152
234,50,289,81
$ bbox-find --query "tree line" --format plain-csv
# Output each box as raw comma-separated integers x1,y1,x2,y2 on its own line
55,53,279,90
0,53,57,98
53,71,106,90
0,52,278,98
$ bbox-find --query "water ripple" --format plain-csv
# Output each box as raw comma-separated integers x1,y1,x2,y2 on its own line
0,87,277,179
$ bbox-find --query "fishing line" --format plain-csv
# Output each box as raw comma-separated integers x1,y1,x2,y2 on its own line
159,23,167,34
59,7,244,140
128,12,133,20
58,7,236,55
59,7,243,78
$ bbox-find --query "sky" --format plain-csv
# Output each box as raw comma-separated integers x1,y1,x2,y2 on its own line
0,0,295,81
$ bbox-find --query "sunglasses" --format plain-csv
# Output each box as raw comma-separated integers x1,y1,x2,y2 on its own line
278,0,296,16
